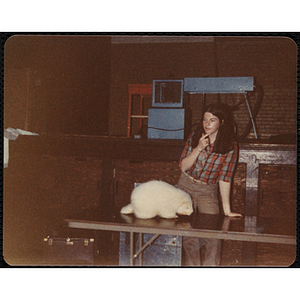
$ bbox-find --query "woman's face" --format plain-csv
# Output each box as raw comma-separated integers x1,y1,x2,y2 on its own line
203,112,222,136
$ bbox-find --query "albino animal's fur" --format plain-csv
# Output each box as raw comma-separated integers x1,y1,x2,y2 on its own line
120,180,193,219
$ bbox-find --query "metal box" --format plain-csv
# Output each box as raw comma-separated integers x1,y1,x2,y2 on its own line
152,80,184,107
119,232,182,266
184,77,254,94
148,108,185,139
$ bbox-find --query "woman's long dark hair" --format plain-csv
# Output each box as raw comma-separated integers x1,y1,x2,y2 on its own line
191,103,237,154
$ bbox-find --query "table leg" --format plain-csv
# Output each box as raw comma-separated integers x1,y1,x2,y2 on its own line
138,233,143,266
129,232,134,266
245,157,259,216
242,216,258,265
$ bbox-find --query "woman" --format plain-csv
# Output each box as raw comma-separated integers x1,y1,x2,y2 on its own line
177,103,242,266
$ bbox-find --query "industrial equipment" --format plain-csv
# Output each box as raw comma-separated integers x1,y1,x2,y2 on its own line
147,77,258,140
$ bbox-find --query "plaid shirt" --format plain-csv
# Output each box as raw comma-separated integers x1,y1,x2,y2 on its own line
179,134,238,184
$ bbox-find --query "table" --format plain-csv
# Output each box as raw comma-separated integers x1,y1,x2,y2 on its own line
6,135,297,265
66,212,296,266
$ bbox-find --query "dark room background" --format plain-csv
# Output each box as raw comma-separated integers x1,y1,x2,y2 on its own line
4,35,111,136
4,35,297,140
3,34,297,266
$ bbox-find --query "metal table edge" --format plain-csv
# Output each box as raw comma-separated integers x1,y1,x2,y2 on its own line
65,219,296,245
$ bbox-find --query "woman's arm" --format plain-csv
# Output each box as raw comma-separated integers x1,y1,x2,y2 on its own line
181,133,209,172
180,147,201,172
219,180,242,217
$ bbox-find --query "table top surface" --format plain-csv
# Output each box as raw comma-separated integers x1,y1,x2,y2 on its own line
66,210,296,245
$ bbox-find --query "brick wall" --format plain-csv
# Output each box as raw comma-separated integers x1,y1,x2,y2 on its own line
109,36,297,141
6,154,294,229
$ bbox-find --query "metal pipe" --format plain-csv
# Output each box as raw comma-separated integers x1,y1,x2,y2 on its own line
129,232,134,266
244,92,258,139
133,234,161,261
138,233,143,266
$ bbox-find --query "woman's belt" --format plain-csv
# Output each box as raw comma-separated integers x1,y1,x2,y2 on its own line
182,171,209,185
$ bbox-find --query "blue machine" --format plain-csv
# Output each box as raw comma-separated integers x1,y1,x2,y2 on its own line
184,77,254,94
148,79,187,139
148,108,186,139
147,77,257,140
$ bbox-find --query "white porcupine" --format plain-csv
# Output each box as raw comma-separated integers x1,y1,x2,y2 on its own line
120,180,193,219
